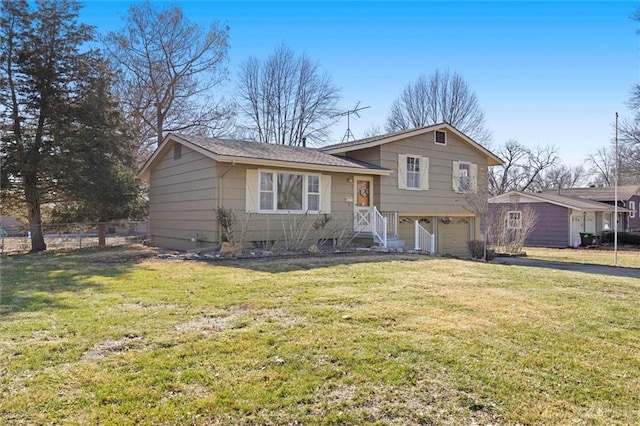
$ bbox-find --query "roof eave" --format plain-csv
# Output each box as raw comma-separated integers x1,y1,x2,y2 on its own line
138,133,220,180
216,155,392,175
322,123,503,166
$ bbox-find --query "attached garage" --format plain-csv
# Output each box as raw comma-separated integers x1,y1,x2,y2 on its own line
437,216,473,257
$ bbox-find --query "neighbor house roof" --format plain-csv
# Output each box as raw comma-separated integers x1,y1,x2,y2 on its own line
489,191,630,212
542,185,640,202
320,123,504,166
139,134,393,180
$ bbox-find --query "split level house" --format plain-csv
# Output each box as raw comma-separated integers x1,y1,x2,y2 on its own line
138,123,503,257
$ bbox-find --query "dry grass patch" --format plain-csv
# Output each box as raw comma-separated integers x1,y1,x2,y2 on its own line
524,246,639,268
1,245,639,424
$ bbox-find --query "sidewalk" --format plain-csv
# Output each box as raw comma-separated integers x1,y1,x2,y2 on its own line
492,256,640,279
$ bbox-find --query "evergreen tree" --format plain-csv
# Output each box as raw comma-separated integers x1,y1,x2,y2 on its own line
54,58,145,224
1,0,143,252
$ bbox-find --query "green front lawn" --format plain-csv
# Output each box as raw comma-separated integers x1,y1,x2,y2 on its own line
1,246,639,424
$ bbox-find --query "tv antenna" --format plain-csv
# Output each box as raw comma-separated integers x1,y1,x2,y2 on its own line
335,101,370,143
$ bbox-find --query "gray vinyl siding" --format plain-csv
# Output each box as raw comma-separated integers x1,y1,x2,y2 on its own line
438,218,473,257
213,163,356,247
343,130,489,216
149,142,218,250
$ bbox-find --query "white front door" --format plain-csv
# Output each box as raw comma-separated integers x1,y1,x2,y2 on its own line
585,212,596,234
570,213,584,247
353,177,373,232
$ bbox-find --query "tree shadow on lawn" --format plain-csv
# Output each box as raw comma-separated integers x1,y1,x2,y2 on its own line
0,245,158,317
200,251,434,273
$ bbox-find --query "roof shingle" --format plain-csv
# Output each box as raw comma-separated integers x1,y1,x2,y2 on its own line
174,134,389,171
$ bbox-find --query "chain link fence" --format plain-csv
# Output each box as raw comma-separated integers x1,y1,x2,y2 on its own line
0,221,149,254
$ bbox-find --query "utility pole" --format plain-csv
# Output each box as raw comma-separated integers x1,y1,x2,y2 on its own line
614,112,618,266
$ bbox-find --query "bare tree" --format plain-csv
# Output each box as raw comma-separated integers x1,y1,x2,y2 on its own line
487,204,537,255
362,124,383,138
385,69,492,144
585,146,616,186
532,164,588,192
237,44,341,146
489,140,560,195
104,0,230,161
617,117,640,183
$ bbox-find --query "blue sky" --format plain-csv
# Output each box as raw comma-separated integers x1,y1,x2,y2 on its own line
80,1,640,166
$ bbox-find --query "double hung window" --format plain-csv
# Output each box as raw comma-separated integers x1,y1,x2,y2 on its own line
258,171,320,212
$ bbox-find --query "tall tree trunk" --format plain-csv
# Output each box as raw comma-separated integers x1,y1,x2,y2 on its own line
23,174,46,252
98,223,107,246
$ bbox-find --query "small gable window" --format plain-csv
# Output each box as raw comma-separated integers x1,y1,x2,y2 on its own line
398,154,429,191
435,130,447,145
507,211,522,229
173,144,182,160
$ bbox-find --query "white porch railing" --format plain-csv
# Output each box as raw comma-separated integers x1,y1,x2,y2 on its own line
414,220,435,255
381,212,398,237
371,207,388,247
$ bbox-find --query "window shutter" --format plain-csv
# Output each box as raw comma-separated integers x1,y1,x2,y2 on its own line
470,163,478,193
320,175,332,213
398,154,407,189
420,156,429,190
245,169,258,212
452,161,460,192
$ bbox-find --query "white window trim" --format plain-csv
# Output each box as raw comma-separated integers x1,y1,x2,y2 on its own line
434,130,447,145
406,156,420,189
452,160,477,193
258,169,322,214
398,154,429,191
507,210,522,229
630,200,636,219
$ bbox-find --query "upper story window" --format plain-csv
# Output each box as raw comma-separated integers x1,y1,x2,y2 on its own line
459,163,471,191
452,160,477,193
507,211,522,229
435,130,447,145
630,200,636,219
398,154,429,191
407,156,420,189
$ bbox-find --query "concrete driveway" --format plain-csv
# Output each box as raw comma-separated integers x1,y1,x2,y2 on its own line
492,256,640,279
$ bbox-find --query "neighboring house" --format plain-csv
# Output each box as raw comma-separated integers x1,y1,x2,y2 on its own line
0,215,23,236
541,185,640,232
488,191,629,248
139,123,503,256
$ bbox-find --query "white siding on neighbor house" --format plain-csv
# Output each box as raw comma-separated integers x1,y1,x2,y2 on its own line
149,142,218,250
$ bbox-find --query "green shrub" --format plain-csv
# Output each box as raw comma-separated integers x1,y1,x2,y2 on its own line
601,232,640,245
